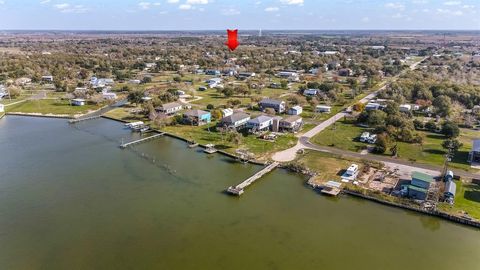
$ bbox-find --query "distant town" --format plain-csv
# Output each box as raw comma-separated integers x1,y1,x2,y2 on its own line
1,30,480,226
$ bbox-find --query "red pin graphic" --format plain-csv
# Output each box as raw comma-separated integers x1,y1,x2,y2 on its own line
225,29,239,51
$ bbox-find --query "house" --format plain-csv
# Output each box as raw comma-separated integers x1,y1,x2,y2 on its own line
259,99,286,113
279,115,303,132
129,80,141,84
399,104,412,112
468,139,480,164
0,103,4,112
155,102,183,115
205,70,221,76
338,69,352,77
145,63,157,70
220,112,251,130
365,102,381,111
288,105,303,115
41,75,54,82
237,72,256,79
316,105,332,113
342,164,359,182
247,115,273,133
183,109,211,126
221,108,234,117
277,71,298,78
303,89,319,97
406,172,435,200
206,78,222,88
444,180,457,204
71,98,86,106
102,92,117,100
360,132,371,142
15,77,32,86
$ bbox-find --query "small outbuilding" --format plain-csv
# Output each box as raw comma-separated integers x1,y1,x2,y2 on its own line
288,105,303,115
316,105,332,113
71,99,86,106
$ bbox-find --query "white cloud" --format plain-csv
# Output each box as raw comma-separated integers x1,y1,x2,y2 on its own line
361,17,370,22
186,0,209,4
444,1,461,5
179,4,192,9
0,0,4,4
54,3,88,13
167,0,179,3
437,8,463,15
222,8,240,15
385,2,405,10
280,0,303,5
40,0,51,4
138,2,161,10
265,6,279,12
411,0,427,4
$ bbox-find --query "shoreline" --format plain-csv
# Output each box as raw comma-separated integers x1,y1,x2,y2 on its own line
6,113,480,229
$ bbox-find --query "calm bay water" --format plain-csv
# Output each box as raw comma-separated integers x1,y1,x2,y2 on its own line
0,116,479,270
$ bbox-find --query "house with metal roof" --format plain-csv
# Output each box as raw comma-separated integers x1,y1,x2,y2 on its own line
155,102,183,115
279,115,303,132
220,112,251,130
468,139,480,164
246,115,273,133
288,105,303,115
406,172,435,200
183,110,211,126
258,99,286,113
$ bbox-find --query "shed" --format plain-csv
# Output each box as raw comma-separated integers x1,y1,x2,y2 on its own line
444,180,456,198
288,105,303,115
71,99,86,106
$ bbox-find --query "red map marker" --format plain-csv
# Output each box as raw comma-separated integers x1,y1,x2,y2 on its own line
225,29,239,51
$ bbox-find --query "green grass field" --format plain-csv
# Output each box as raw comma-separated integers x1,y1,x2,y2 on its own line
311,119,476,171
295,151,354,182
6,99,102,116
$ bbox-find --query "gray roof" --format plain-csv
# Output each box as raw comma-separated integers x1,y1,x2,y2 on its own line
221,112,250,124
159,102,182,110
473,139,480,152
248,115,272,124
260,99,284,105
184,109,210,118
445,180,457,196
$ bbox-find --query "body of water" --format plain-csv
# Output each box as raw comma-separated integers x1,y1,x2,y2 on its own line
0,116,478,269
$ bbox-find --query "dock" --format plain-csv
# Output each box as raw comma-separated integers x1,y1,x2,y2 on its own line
120,133,164,148
227,162,279,195
320,181,343,196
69,115,101,123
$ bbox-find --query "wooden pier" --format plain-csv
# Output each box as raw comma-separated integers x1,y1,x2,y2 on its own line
69,115,101,123
120,133,164,149
227,162,279,195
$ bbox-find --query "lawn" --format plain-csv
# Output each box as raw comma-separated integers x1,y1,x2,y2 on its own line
6,99,102,116
437,180,480,220
311,119,476,172
295,150,354,183
161,122,298,160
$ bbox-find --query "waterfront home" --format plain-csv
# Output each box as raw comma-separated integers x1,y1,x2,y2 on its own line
468,139,480,164
303,89,319,97
316,105,332,113
288,105,303,115
0,103,4,112
259,99,286,113
279,115,303,132
220,112,251,130
183,109,211,126
247,115,273,133
405,172,435,200
71,98,86,106
342,164,359,182
155,102,183,115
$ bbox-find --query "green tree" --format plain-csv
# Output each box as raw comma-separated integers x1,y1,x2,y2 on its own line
441,121,460,138
127,90,144,105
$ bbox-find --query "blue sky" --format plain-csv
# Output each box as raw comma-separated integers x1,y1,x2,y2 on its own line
0,0,478,30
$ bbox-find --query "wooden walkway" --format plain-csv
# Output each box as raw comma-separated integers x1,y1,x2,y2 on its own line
227,162,279,195
120,133,164,149
69,115,101,123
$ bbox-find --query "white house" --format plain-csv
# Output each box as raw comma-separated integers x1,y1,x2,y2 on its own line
0,103,4,112
102,92,117,100
247,115,273,133
342,164,359,182
399,104,412,112
303,89,319,97
42,75,54,82
221,108,234,117
316,105,332,113
288,105,303,115
71,98,86,106
156,102,183,115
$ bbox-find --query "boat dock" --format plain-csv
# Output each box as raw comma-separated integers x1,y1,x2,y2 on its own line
320,181,343,196
69,115,101,123
120,133,164,149
227,162,279,195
